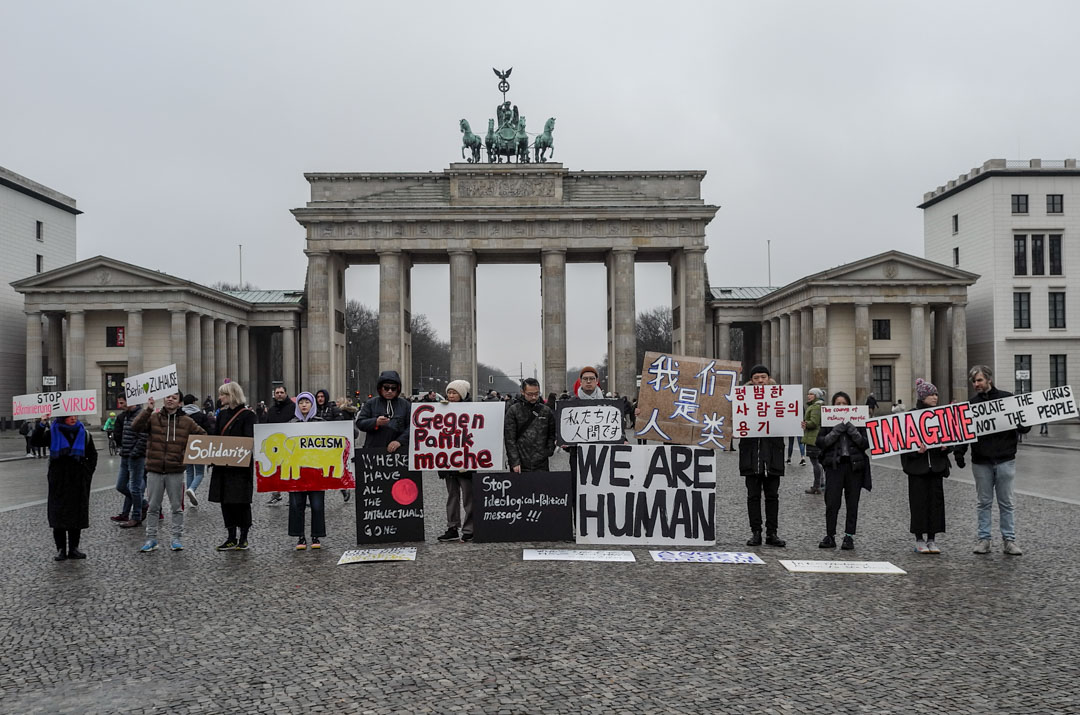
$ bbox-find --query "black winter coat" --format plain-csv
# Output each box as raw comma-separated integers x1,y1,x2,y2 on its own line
264,398,295,424
47,432,98,529
900,400,956,477
208,406,257,505
738,437,785,477
119,408,148,458
357,396,411,451
955,387,1031,465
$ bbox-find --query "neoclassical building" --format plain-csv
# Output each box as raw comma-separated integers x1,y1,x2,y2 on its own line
13,256,303,414
709,251,978,406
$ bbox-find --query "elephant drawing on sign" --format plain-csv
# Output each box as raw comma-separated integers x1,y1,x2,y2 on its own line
256,432,351,481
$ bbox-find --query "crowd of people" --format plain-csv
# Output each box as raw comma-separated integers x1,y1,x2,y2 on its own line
41,361,1029,561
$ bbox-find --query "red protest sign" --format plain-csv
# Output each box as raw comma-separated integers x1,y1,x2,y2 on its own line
864,403,978,458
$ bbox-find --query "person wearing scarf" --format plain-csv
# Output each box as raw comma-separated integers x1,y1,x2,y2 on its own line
288,392,327,550
47,416,98,561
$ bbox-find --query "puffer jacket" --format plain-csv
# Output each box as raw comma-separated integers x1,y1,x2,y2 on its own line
131,406,207,473
119,407,148,458
803,399,823,448
503,395,556,471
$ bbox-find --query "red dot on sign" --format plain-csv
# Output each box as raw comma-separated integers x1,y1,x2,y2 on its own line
391,478,418,506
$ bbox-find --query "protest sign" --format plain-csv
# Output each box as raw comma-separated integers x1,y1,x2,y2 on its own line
13,390,98,419
968,385,1077,435
355,449,425,544
779,560,906,575
635,352,741,449
472,472,573,542
575,443,716,546
650,551,765,564
821,405,870,427
522,549,636,562
865,402,977,458
409,401,504,472
555,399,625,446
337,547,417,565
122,364,179,406
732,384,804,438
184,435,253,466
254,421,355,491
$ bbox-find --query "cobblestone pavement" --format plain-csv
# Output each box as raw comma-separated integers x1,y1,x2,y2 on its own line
2,450,1079,714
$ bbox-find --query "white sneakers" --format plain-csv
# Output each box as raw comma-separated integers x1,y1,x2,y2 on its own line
185,488,198,507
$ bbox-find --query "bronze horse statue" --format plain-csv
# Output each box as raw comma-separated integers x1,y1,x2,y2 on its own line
460,119,482,163
534,117,555,162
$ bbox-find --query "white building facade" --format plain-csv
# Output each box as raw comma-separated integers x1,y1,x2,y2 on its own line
922,159,1079,394
0,165,79,419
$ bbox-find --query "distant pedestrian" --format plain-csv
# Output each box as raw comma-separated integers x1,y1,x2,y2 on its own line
437,379,475,543
901,379,957,554
802,388,825,495
47,415,98,561
816,391,871,551
865,392,879,415
19,419,33,456
32,417,50,458
891,399,905,414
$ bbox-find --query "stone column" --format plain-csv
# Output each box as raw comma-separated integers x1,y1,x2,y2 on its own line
67,311,85,390
950,303,968,403
306,252,332,394
854,302,871,404
449,249,478,393
760,319,772,371
26,311,43,393
187,313,202,401
378,250,411,391
800,308,813,390
715,320,731,361
541,249,567,394
46,313,65,386
238,325,250,390
607,247,637,399
214,319,227,387
226,322,239,383
126,309,143,376
910,303,926,404
769,317,780,376
932,306,950,394
778,313,790,384
282,326,297,394
248,329,260,399
788,313,800,387
681,247,707,356
201,315,214,400
812,302,828,391
170,310,187,392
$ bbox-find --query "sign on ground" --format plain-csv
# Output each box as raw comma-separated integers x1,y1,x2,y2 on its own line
649,551,765,564
522,549,636,562
778,560,906,574
337,548,417,565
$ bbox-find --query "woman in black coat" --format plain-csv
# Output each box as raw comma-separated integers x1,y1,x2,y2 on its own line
900,379,957,555
815,391,871,551
48,416,98,560
208,381,257,551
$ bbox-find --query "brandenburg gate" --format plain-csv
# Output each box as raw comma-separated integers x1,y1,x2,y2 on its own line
292,162,719,398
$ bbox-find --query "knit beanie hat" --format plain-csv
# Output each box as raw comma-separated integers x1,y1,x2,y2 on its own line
809,388,825,401
446,379,471,401
915,378,938,401
580,366,598,379
749,364,770,378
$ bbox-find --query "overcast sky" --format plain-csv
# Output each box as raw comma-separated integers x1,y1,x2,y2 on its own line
3,1,1079,380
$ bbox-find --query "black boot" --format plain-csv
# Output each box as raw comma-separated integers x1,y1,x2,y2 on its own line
818,535,836,548
54,548,67,561
765,532,787,547
746,531,762,546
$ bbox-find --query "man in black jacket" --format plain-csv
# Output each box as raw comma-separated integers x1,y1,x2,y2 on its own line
357,371,410,454
737,365,786,547
264,386,295,504
957,365,1029,556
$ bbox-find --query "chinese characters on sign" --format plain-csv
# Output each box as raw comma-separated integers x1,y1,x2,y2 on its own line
634,352,741,449
731,384,804,438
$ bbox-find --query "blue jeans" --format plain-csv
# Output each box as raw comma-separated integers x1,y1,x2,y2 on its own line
288,491,326,538
115,465,132,517
120,456,147,521
972,460,1016,541
185,464,205,492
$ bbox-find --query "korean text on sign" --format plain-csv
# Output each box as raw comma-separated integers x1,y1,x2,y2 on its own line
731,384,804,438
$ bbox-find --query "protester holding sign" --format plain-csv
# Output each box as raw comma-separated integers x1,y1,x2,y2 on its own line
576,367,604,399
802,388,825,495
208,382,257,551
47,416,98,561
436,379,476,543
504,378,556,473
738,366,786,548
900,379,957,555
815,391,872,551
357,371,411,455
955,365,1029,556
288,392,328,550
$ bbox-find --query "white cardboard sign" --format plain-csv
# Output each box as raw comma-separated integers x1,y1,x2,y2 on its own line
779,560,906,574
337,548,417,564
732,384,804,438
821,405,870,427
650,551,765,564
969,385,1077,435
13,390,98,418
123,364,180,406
409,401,505,472
522,549,636,562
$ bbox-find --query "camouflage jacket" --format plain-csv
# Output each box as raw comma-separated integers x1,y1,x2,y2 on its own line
503,395,556,471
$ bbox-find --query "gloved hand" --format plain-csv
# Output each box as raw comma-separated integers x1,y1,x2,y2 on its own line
955,454,966,469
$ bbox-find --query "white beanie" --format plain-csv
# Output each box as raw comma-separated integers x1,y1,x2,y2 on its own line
446,379,471,401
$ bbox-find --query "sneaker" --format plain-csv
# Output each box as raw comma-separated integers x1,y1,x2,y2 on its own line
268,493,283,505
216,540,237,551
170,541,183,551
841,535,854,550
915,539,930,554
765,533,786,548
235,541,249,551
110,514,129,522
437,528,460,543
785,458,791,464
185,488,198,507
139,540,159,553
462,533,474,542
799,458,806,466
342,490,351,503
925,540,940,554
295,537,307,550
118,519,140,529
310,538,321,549
804,487,821,495
1003,540,1023,556
973,539,991,554
818,535,836,549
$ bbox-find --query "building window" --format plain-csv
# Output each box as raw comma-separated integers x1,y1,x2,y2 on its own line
1047,194,1064,214
871,319,891,340
1049,235,1063,275
36,221,44,241
1014,235,1027,275
872,365,893,402
1049,292,1066,329
1050,354,1067,387
1012,194,1029,214
1032,235,1045,275
952,247,960,266
35,254,43,273
1015,354,1031,394
106,326,126,347
1013,292,1031,329
952,214,959,233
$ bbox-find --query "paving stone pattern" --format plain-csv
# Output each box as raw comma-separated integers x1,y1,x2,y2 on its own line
2,452,1078,713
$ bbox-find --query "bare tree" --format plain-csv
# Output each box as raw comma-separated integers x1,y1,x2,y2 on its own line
636,306,673,370
210,281,259,292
